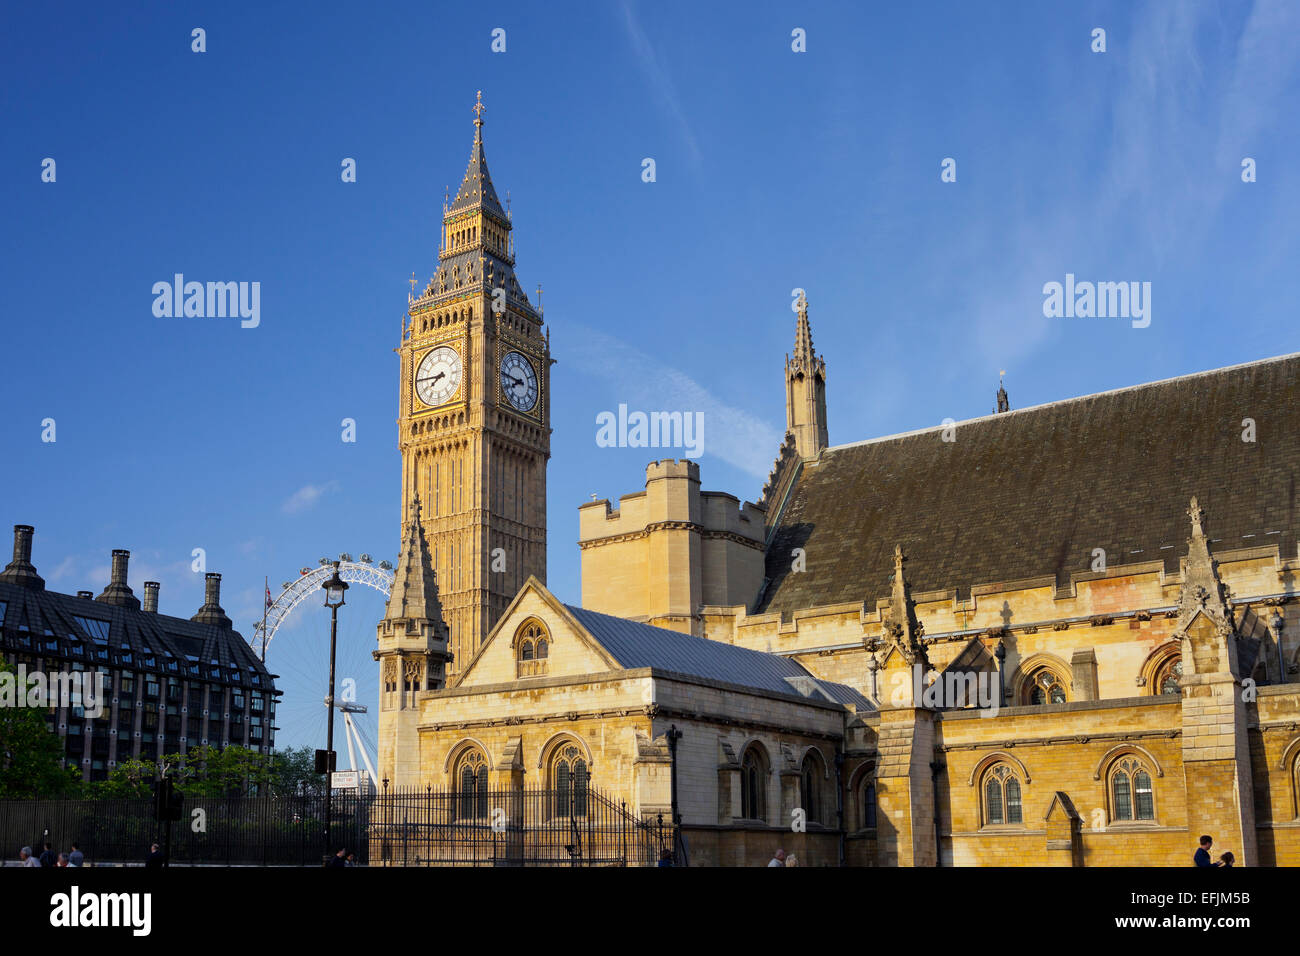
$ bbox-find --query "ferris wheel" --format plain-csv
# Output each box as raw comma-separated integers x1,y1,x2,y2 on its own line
249,554,395,788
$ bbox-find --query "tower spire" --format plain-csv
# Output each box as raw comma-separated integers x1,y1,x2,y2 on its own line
784,291,829,460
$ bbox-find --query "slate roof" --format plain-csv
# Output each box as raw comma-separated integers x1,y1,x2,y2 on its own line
759,353,1300,618
0,581,275,690
565,603,871,710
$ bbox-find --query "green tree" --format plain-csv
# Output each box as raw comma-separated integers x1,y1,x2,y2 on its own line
89,756,159,798
0,654,82,797
269,745,325,797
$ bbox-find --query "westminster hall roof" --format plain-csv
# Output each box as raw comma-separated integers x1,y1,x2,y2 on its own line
758,352,1300,618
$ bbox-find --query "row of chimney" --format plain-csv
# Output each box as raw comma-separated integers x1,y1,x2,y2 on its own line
0,525,232,628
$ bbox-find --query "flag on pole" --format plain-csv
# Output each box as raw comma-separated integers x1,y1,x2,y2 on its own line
265,579,272,608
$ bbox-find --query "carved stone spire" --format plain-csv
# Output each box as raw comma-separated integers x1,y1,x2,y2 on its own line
785,291,829,460
383,494,447,630
880,545,928,667
1174,496,1238,677
995,370,1009,413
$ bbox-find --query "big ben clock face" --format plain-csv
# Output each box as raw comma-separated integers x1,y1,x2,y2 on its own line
415,346,462,407
499,351,538,412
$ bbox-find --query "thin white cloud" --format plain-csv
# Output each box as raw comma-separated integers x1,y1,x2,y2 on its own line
282,481,340,515
565,322,782,478
619,0,703,171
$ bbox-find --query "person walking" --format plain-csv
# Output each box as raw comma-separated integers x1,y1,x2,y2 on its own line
19,846,40,867
767,848,786,867
326,847,348,868
67,843,84,868
38,842,56,868
1193,835,1223,867
145,843,165,868
1219,851,1235,867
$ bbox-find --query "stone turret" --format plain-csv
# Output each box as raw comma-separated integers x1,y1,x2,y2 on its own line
375,495,452,787
785,291,828,460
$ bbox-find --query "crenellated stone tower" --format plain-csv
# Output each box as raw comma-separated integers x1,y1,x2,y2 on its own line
785,291,828,461
396,92,552,678
374,495,452,787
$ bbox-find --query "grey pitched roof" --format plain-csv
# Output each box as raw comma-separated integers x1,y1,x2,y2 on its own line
0,581,275,689
565,604,871,710
759,352,1300,618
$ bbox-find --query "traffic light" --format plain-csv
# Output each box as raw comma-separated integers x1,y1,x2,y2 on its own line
314,749,336,775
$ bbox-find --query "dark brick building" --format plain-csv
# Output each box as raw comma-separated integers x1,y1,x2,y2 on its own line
0,525,278,782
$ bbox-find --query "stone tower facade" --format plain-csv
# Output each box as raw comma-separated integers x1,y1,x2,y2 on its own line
785,292,828,460
397,92,551,676
374,496,452,788
578,459,766,634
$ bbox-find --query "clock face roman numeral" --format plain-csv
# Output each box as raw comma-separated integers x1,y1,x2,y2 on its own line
416,346,462,407
499,351,538,412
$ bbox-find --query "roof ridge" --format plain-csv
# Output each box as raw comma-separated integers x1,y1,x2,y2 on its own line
827,351,1300,454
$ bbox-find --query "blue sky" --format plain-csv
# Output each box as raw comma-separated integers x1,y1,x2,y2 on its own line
3,1,1297,751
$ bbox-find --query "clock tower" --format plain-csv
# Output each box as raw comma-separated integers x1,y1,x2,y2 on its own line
397,92,552,678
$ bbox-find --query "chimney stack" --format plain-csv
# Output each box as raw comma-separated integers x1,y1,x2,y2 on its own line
191,572,232,628
143,581,160,613
95,548,140,609
0,524,45,590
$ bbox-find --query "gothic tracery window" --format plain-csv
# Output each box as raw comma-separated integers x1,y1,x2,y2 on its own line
552,743,588,817
800,749,825,825
1156,656,1183,695
454,749,489,820
1110,757,1155,822
982,765,1024,825
740,745,768,822
1025,667,1067,705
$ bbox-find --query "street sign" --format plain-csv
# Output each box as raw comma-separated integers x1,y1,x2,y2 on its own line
331,770,359,790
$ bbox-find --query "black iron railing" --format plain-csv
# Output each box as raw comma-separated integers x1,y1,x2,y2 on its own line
0,787,678,867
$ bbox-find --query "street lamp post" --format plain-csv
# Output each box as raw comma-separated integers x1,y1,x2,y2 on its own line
322,561,348,863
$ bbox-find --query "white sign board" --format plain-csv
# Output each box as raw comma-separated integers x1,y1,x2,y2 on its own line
331,770,360,790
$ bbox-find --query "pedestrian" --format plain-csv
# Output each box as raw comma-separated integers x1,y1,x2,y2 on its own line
657,848,674,867
1219,851,1235,868
145,843,164,868
38,842,56,868
56,853,69,868
345,851,357,867
19,846,40,867
327,847,348,868
785,854,800,867
1193,835,1222,867
767,848,786,867
68,843,84,868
